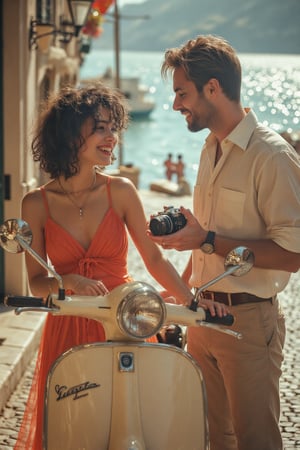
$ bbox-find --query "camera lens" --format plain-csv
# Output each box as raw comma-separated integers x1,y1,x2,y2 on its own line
149,215,173,236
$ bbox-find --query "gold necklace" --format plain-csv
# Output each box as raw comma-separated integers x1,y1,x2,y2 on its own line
58,173,96,219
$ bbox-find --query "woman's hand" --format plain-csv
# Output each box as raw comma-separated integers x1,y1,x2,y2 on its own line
160,293,177,304
68,275,109,296
159,290,195,306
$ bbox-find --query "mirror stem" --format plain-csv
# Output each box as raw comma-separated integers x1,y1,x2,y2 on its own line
16,235,65,300
189,265,241,311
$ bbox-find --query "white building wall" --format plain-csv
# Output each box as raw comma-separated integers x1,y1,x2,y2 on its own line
2,0,82,294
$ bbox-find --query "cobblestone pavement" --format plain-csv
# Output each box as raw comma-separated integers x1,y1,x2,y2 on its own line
0,191,299,449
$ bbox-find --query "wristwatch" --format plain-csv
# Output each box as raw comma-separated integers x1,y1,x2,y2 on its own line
200,231,215,254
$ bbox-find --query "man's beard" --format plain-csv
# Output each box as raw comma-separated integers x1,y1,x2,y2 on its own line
186,101,212,132
187,114,205,132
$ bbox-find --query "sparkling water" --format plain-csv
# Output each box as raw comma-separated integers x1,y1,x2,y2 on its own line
80,50,300,189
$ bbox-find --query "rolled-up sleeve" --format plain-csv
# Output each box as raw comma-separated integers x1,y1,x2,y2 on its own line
260,150,300,252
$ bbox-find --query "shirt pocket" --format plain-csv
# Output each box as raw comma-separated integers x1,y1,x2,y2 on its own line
215,188,245,232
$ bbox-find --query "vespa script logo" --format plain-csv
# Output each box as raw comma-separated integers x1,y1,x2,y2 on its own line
55,381,100,401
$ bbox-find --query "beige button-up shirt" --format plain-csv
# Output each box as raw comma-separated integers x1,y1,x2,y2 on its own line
190,109,300,297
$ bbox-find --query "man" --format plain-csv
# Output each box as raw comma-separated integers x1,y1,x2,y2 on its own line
149,35,300,450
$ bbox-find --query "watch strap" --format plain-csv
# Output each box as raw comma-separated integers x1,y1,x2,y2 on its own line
205,231,215,245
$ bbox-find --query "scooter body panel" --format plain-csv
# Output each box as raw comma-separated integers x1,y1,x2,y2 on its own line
44,342,209,450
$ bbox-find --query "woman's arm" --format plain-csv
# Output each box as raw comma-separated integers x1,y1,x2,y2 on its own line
22,190,52,297
111,178,229,317
181,255,192,287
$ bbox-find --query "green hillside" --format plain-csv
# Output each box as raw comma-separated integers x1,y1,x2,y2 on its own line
92,0,300,54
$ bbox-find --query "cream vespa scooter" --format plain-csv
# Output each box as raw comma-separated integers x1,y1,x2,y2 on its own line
0,219,254,450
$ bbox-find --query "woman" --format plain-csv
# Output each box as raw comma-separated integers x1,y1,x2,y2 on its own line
15,83,227,449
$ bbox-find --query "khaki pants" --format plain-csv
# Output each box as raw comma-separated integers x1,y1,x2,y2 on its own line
187,298,285,450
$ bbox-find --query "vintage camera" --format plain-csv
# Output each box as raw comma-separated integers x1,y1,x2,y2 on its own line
156,324,184,348
149,206,187,236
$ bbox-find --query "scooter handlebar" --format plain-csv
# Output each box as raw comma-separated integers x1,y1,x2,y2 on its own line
3,292,241,339
4,295,44,308
204,310,234,326
164,302,243,338
165,303,235,326
3,294,234,326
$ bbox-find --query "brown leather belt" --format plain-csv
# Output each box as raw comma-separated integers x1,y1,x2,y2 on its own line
199,291,273,306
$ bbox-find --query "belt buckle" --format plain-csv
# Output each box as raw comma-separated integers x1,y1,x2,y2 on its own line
200,291,214,301
227,293,232,306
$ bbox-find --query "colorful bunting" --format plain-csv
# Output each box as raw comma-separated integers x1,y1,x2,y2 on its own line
92,0,115,14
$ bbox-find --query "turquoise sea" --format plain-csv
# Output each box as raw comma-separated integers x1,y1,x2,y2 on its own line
80,50,300,189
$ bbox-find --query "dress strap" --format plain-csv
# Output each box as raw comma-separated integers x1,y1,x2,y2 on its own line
40,186,51,218
106,176,113,208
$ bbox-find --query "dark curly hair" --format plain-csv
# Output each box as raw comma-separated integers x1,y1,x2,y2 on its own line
31,83,129,179
161,34,242,102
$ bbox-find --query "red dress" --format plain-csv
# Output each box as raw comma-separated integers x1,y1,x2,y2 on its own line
15,177,133,449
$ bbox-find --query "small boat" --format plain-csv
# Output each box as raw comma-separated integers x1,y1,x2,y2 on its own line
150,177,191,196
80,67,155,119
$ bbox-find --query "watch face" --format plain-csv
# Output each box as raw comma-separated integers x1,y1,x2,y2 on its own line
200,242,215,254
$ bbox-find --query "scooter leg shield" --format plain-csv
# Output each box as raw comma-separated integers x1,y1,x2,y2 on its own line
44,342,209,450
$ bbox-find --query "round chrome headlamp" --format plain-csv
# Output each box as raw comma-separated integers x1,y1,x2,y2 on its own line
117,283,166,339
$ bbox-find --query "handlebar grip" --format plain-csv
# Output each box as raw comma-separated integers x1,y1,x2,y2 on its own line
205,310,234,326
4,295,44,308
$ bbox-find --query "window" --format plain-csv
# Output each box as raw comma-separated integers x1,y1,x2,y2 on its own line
36,0,53,24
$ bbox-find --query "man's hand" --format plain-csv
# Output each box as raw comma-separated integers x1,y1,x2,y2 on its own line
147,207,206,251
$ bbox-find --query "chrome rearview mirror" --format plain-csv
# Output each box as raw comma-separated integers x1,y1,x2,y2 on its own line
223,246,255,277
0,219,32,253
0,218,65,299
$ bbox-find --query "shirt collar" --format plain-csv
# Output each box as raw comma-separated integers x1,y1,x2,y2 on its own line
226,108,258,150
205,108,258,151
